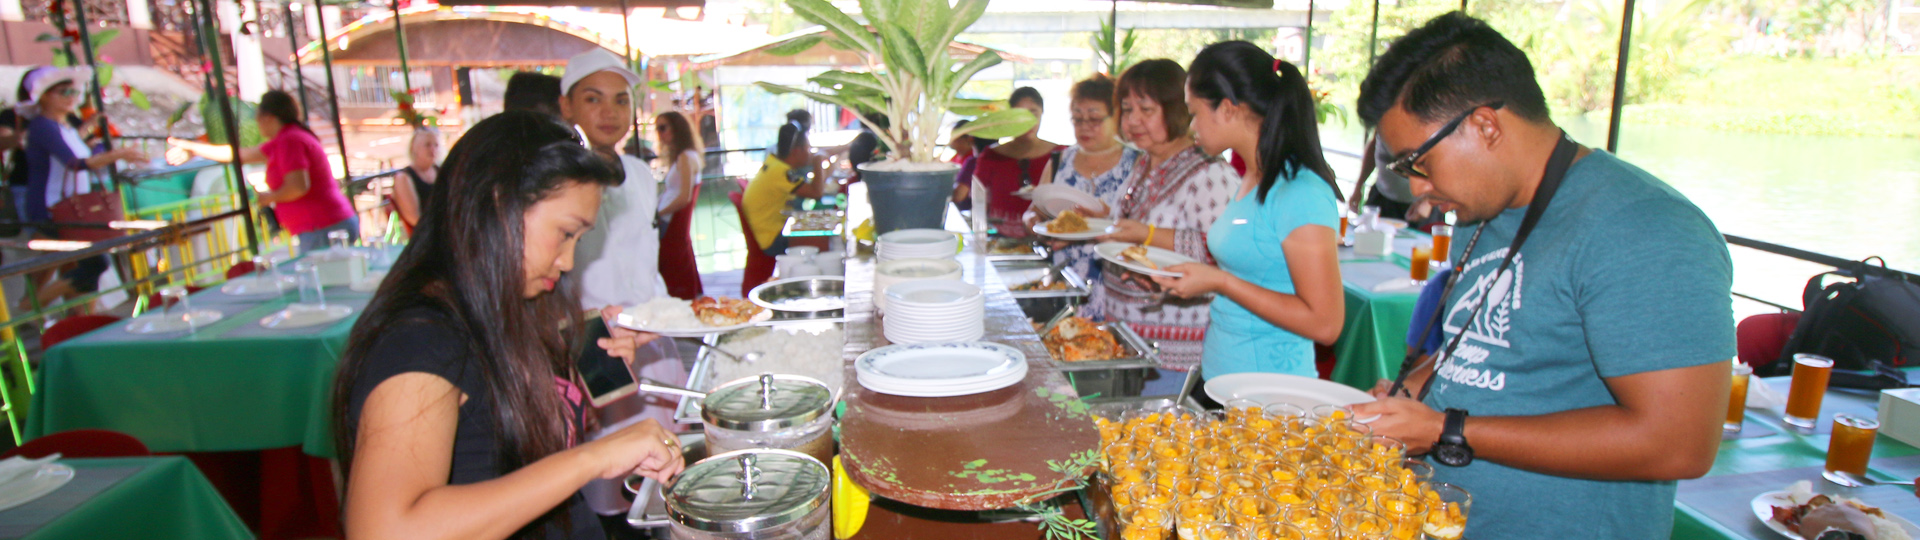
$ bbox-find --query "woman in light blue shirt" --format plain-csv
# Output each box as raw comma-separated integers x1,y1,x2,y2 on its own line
1152,42,1346,378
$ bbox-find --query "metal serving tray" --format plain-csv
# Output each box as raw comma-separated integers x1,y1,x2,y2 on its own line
1035,310,1161,373
671,320,846,424
982,237,1051,261
994,260,1089,320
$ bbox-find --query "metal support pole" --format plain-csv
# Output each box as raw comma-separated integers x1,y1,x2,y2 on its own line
285,1,312,115
194,0,261,255
1367,0,1381,67
392,2,412,93
1303,0,1315,72
1605,0,1636,153
69,0,114,152
619,0,639,150
315,3,353,200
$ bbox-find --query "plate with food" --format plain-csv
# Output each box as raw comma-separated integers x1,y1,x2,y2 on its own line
1204,373,1376,412
614,296,773,337
1029,184,1106,218
1033,210,1114,241
1095,242,1196,277
1755,481,1918,540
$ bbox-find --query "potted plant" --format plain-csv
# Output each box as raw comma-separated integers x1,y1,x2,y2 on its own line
757,0,1037,233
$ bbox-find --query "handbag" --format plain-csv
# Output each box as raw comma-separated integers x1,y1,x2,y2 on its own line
49,167,124,242
1765,257,1920,375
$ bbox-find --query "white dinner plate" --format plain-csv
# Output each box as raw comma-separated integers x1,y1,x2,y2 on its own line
126,309,225,334
259,304,355,329
0,458,74,512
857,341,1026,384
612,308,774,338
884,330,987,346
1204,373,1376,413
1752,490,1920,539
884,280,982,307
1033,218,1117,241
220,274,296,296
1095,242,1198,278
859,360,1027,397
1030,185,1107,218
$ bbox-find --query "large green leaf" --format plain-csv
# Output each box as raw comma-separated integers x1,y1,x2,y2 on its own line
938,0,991,52
897,0,949,63
857,0,894,27
96,63,114,87
941,50,1002,103
764,34,826,57
952,108,1037,139
88,28,120,50
809,70,885,95
129,88,150,110
786,0,879,57
947,97,1002,116
876,23,927,79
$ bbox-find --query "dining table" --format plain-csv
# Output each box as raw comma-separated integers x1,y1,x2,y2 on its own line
0,456,253,540
1674,372,1920,539
1328,231,1436,390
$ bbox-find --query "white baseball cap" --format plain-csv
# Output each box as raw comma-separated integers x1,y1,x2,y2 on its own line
24,66,93,103
560,49,642,96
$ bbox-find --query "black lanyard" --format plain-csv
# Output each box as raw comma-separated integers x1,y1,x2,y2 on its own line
1388,132,1580,400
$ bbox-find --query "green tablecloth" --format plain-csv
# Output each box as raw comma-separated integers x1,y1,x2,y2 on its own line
9,456,253,540
25,289,370,458
1329,249,1425,389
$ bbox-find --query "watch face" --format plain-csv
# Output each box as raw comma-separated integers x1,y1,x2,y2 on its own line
1433,444,1473,467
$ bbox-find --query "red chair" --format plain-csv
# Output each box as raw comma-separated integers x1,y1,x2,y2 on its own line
225,261,259,279
0,429,150,459
1738,312,1802,370
41,315,123,349
730,190,778,297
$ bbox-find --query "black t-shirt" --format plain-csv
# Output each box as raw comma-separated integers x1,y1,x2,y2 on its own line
344,306,604,540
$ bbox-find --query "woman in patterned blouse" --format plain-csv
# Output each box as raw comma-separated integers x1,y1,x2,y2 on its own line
1026,74,1141,319
1094,59,1240,371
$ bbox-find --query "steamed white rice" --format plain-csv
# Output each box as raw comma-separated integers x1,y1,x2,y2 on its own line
635,297,703,329
707,326,845,395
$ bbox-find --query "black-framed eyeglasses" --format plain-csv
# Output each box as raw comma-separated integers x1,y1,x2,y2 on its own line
1070,115,1109,127
1385,101,1504,179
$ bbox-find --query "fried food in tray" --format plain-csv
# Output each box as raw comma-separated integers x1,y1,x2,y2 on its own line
1042,316,1124,362
1048,209,1091,234
1012,279,1070,292
690,296,765,326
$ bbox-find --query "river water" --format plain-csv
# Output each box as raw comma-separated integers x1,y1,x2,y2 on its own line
1323,119,1920,317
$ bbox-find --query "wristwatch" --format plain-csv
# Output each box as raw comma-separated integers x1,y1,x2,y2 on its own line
1432,408,1474,467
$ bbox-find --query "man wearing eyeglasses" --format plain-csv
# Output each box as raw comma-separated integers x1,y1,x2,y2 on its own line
1349,12,1736,539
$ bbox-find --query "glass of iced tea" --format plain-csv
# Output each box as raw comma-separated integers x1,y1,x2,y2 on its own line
1784,354,1835,431
1431,225,1453,266
1409,245,1433,284
1339,212,1353,247
1823,414,1879,484
1725,362,1752,437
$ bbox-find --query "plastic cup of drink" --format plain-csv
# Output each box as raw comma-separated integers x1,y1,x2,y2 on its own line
1726,362,1752,437
1784,354,1835,431
1432,225,1454,264
1823,414,1879,481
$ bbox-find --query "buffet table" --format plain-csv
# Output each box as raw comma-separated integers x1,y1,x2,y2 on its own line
837,245,1100,512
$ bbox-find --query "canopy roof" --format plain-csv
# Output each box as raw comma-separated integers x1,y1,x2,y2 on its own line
297,6,772,65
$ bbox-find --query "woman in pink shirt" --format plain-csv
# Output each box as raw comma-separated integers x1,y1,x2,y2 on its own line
169,90,357,251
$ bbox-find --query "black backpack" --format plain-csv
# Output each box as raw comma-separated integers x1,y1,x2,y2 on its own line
1767,257,1920,375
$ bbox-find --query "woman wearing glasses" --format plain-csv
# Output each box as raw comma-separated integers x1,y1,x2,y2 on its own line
20,67,146,313
1149,42,1345,379
1024,74,1140,319
1093,59,1240,371
953,87,1060,238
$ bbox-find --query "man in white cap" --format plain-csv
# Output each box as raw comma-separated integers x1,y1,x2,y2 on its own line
560,48,665,312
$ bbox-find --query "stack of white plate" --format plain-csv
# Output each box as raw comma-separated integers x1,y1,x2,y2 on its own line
873,258,962,311
877,229,959,262
856,341,1029,397
882,279,984,344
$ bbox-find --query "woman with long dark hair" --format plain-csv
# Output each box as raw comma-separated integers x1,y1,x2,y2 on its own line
169,90,358,251
653,110,703,299
331,111,683,540
1150,42,1346,378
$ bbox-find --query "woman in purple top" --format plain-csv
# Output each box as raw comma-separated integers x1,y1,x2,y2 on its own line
170,90,358,251
20,67,146,312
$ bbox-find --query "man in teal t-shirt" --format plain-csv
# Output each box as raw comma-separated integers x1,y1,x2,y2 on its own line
1352,12,1736,539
